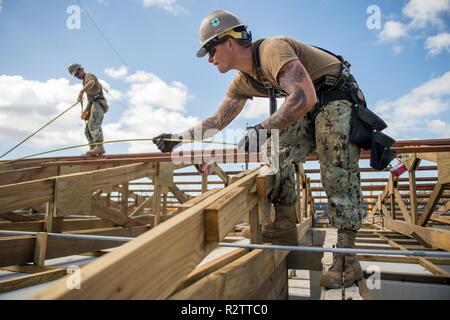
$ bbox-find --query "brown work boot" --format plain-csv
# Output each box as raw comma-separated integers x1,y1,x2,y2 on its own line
320,230,363,289
261,204,298,246
86,142,106,156
84,143,95,156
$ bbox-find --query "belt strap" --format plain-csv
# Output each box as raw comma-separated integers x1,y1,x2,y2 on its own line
309,90,351,121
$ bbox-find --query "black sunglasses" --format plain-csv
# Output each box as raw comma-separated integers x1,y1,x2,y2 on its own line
205,37,230,58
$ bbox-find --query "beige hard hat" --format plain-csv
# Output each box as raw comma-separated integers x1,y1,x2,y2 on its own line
68,63,83,76
196,10,251,57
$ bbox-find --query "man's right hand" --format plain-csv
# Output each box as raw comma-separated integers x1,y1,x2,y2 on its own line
81,110,90,121
153,134,182,153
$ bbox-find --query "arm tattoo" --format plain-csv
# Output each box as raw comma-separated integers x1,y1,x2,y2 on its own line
262,60,316,130
181,97,246,140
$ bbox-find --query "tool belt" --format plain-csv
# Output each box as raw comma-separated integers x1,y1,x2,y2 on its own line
88,93,109,113
308,75,395,170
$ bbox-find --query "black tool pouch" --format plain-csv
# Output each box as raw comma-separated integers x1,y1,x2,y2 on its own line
349,105,387,150
370,131,396,170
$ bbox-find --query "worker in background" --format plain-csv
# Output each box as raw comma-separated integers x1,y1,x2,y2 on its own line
68,63,109,156
153,10,364,289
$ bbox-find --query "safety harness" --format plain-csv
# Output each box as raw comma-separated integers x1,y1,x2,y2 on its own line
243,39,396,170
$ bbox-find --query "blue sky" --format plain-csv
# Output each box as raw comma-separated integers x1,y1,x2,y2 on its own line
0,0,449,159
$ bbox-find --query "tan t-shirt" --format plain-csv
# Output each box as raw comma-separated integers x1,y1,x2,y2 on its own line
83,73,103,100
227,36,341,100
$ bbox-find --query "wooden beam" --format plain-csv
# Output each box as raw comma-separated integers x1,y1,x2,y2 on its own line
174,248,249,293
91,200,144,227
0,267,66,294
249,206,262,244
0,166,58,186
0,163,157,214
384,216,450,251
376,232,450,277
152,175,161,226
168,185,190,204
0,218,119,232
249,261,288,300
128,196,152,218
394,189,412,224
0,234,124,268
438,152,450,184
409,170,418,225
33,232,48,267
357,254,450,265
170,248,289,300
33,167,266,300
210,163,230,186
204,187,249,243
120,183,129,216
418,183,445,226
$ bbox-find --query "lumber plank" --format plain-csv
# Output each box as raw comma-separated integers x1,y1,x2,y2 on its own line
174,248,249,292
204,187,248,242
91,200,143,227
419,183,445,226
170,248,289,300
168,185,190,204
0,267,66,294
394,189,412,224
33,232,48,267
249,260,288,300
0,166,58,186
0,163,156,214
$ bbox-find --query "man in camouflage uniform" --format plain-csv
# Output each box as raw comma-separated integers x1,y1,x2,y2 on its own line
153,10,363,288
68,63,109,156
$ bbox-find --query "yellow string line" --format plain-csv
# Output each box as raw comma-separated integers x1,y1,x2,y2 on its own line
0,138,237,165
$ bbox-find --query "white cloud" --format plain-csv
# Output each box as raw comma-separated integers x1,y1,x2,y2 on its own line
0,0,3,13
425,32,450,56
374,71,450,139
427,119,450,136
140,0,187,14
104,66,128,79
379,21,408,43
126,71,192,111
403,0,450,29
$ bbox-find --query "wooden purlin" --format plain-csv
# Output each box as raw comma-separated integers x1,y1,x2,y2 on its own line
0,163,157,214
33,166,269,299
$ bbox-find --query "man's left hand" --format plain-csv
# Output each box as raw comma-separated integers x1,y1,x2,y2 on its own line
77,91,84,102
237,124,271,153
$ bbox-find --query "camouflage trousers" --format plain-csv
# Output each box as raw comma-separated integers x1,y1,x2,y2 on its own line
267,100,363,231
84,101,105,143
